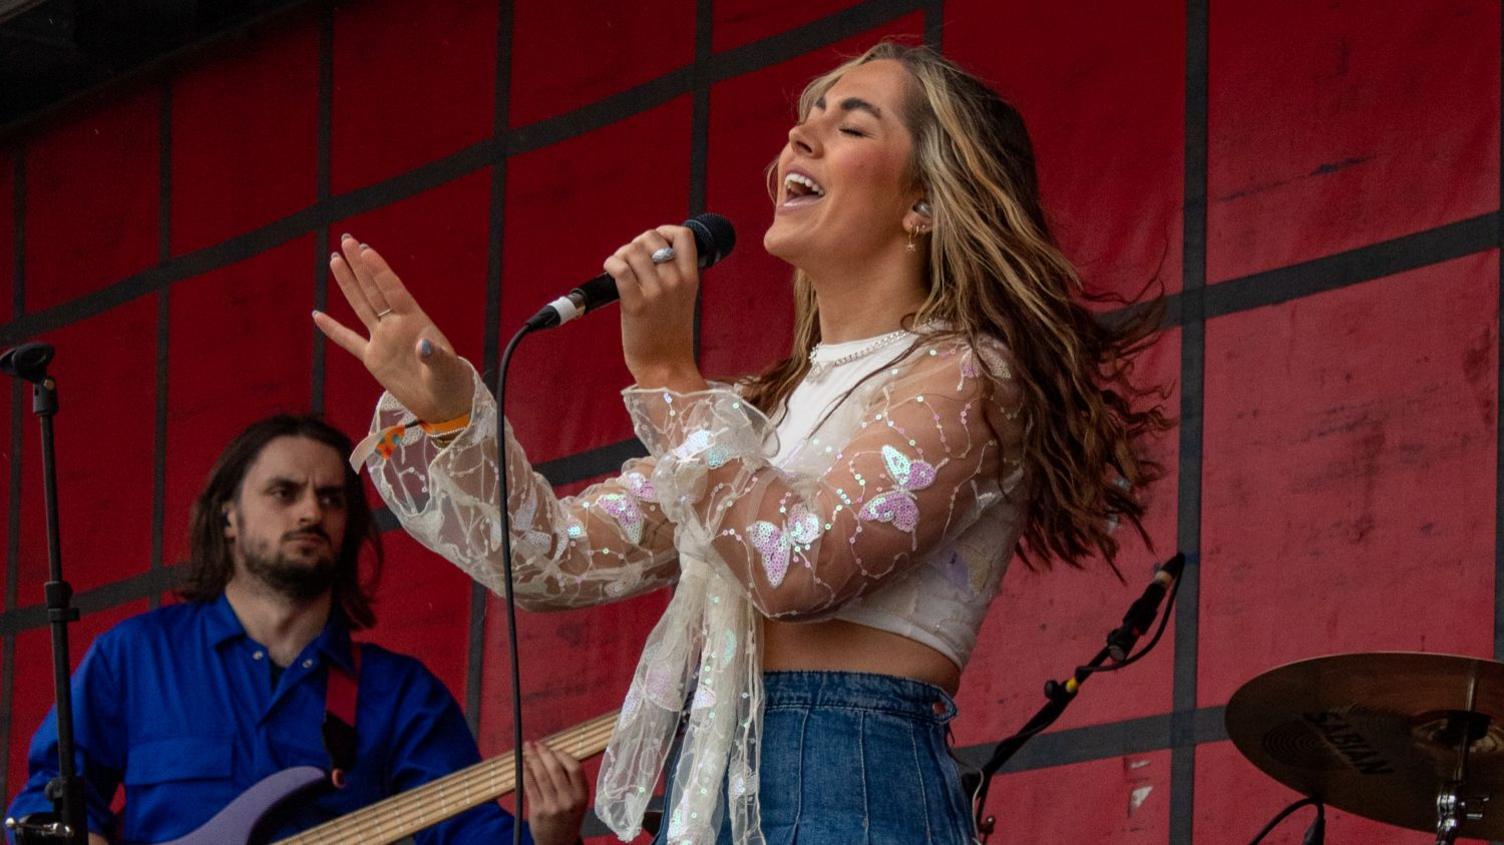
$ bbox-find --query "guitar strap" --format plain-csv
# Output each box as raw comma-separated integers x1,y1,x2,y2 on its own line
322,643,361,788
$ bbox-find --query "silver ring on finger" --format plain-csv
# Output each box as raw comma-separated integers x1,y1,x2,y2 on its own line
650,246,676,265
374,308,393,319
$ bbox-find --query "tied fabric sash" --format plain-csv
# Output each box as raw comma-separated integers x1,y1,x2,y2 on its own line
595,555,765,845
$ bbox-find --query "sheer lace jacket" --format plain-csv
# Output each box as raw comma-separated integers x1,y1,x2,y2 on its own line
361,333,1028,844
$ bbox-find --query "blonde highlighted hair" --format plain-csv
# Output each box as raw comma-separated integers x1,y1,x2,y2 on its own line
740,41,1172,571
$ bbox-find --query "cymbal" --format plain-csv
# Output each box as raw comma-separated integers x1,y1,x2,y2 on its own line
1226,652,1504,839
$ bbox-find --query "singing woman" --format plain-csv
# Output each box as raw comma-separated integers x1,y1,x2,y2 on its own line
314,41,1170,845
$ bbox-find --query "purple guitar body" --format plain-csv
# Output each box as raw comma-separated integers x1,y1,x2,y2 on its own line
142,766,327,845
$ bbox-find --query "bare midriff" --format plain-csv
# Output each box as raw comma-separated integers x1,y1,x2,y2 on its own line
761,616,962,696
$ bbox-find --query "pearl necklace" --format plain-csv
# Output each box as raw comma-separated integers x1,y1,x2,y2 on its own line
806,328,912,380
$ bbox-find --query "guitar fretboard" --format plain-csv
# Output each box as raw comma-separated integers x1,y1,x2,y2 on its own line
273,710,619,845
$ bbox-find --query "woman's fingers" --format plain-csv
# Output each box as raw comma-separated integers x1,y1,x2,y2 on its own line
655,224,698,280
312,310,367,358
620,230,676,299
604,254,640,311
329,251,380,330
356,243,420,314
339,234,393,317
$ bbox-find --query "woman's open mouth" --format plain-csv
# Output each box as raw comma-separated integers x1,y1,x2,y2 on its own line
780,170,825,209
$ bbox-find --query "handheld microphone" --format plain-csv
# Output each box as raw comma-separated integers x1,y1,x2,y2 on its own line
524,212,735,331
0,342,55,385
1106,552,1186,662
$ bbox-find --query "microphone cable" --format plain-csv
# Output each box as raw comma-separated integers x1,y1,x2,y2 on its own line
1247,796,1325,845
492,213,731,844
494,322,536,845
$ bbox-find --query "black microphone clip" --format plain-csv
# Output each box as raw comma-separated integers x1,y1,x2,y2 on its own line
1105,552,1186,662
0,342,55,385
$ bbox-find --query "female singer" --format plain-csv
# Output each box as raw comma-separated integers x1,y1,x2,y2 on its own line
314,41,1169,845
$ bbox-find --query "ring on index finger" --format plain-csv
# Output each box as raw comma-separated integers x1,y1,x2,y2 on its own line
650,246,676,265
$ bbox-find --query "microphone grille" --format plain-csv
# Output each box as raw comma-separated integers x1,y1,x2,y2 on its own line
686,212,736,268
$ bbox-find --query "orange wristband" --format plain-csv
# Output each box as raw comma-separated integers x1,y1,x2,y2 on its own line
418,413,471,436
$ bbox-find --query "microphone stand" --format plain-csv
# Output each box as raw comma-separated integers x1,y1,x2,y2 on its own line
965,552,1185,843
1,343,87,845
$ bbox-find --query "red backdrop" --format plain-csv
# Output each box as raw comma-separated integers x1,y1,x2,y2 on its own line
0,1,1499,842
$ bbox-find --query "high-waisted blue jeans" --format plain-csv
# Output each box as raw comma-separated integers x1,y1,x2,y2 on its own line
653,670,975,845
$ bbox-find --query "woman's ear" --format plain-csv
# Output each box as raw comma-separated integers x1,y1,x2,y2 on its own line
902,199,934,237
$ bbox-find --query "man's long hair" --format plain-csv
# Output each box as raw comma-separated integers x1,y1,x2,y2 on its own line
178,415,383,629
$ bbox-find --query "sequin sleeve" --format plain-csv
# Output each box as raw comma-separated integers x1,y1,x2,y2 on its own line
623,337,1024,619
364,361,680,610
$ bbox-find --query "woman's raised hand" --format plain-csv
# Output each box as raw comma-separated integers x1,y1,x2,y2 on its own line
607,224,709,393
313,234,474,423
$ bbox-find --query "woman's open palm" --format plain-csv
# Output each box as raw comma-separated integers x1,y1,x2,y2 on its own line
313,234,474,423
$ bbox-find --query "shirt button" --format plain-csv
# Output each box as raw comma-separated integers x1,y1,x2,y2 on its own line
301,659,315,669
252,650,265,661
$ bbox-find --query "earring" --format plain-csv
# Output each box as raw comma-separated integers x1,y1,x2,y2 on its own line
906,226,917,253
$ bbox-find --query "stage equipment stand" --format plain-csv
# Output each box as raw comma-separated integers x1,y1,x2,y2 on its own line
2,343,88,845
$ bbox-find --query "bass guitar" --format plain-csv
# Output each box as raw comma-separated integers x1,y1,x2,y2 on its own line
16,710,618,845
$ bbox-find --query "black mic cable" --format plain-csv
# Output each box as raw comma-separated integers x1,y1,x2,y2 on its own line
1248,796,1324,845
493,213,734,845
493,324,532,845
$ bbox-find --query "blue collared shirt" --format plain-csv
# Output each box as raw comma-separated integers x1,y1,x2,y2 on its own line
7,595,529,844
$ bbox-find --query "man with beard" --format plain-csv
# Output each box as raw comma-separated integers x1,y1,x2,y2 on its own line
6,415,588,845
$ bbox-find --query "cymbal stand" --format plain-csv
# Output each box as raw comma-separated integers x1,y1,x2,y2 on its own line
1434,673,1490,845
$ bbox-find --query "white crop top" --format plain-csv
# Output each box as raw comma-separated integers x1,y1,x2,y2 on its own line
769,331,1025,668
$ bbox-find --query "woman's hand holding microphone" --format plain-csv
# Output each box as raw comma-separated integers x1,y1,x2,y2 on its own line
605,224,709,393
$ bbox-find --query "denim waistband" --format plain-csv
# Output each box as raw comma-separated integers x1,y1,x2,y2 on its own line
760,670,958,723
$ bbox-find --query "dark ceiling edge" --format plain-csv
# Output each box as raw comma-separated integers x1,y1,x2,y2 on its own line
0,0,319,143
0,0,49,27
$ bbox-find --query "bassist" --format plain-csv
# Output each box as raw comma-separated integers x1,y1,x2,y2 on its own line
6,415,588,845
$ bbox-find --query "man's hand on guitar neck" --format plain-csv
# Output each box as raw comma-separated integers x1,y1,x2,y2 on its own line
521,741,589,845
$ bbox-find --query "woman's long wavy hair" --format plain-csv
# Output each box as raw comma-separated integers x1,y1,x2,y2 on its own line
740,41,1173,571
178,415,384,628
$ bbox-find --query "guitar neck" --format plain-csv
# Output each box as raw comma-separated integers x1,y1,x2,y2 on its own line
274,710,619,845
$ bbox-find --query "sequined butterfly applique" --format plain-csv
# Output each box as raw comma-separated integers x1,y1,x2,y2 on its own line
622,470,658,502
589,469,659,547
858,444,937,533
746,505,823,588
597,493,645,544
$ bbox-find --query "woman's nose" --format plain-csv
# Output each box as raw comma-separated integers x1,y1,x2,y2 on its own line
787,122,817,156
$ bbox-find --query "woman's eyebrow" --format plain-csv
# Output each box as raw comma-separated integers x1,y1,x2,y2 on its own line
838,96,884,119
812,95,884,120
